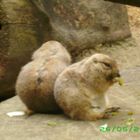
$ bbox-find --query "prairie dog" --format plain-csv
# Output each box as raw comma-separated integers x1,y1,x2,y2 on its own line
16,41,71,113
54,53,121,120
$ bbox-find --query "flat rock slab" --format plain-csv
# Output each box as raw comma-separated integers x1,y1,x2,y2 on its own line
0,67,140,140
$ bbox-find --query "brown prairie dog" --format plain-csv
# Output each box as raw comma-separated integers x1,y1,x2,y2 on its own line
16,41,71,113
54,53,121,120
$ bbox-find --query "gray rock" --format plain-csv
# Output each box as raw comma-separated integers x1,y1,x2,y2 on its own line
33,0,131,53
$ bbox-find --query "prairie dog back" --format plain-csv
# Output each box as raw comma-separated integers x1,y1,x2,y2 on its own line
32,41,71,64
16,41,71,113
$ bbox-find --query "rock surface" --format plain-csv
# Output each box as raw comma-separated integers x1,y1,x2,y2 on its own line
33,0,131,53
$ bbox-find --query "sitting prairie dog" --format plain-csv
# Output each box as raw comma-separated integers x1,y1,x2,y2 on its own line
16,41,71,113
54,53,121,120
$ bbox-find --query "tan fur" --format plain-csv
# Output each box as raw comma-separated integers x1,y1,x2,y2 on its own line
16,41,71,113
54,53,120,120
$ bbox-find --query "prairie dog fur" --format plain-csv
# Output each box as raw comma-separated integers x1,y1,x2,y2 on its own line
16,41,71,113
54,53,120,120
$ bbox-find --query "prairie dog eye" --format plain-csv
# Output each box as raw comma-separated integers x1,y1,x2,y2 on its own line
102,62,112,69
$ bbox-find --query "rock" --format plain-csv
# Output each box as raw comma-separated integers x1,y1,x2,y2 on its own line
0,0,51,100
32,0,131,54
0,0,133,100
0,66,140,139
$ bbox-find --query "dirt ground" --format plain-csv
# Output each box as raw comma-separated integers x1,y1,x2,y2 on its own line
127,6,140,29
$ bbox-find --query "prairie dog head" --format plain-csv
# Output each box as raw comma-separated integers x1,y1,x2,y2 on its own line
32,41,71,64
83,53,120,92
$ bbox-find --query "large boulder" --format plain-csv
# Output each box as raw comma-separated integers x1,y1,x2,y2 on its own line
33,0,131,54
0,0,50,100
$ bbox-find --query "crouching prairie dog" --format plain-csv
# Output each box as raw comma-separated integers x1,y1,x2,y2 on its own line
54,53,121,120
16,41,71,113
